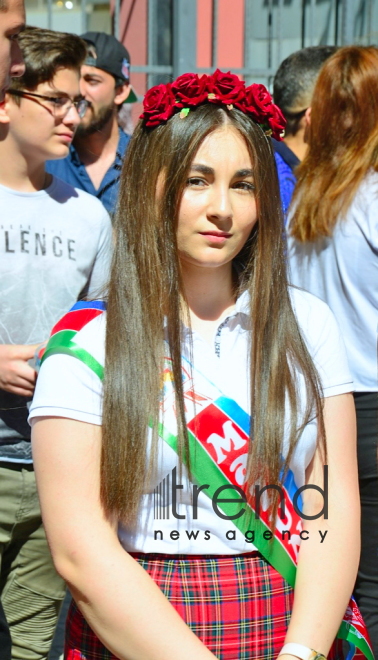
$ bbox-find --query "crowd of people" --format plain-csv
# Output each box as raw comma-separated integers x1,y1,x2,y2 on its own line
0,1,377,659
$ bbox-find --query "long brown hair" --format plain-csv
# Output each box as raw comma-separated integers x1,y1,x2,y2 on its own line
291,45,378,242
102,104,324,524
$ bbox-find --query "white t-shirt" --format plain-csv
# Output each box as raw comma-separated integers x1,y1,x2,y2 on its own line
0,176,112,458
29,288,352,555
287,171,378,392
0,176,112,346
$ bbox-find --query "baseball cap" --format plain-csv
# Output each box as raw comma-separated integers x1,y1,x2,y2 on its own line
81,31,137,103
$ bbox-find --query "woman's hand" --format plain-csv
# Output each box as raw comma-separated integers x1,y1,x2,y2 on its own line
283,392,360,654
32,417,217,660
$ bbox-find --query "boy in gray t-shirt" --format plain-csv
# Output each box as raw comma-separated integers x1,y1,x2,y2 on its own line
0,27,112,658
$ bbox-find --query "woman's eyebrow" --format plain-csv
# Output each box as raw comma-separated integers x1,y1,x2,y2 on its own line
235,168,254,177
190,164,254,178
190,164,214,175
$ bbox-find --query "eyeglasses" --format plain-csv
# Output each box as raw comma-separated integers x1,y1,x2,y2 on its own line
7,89,90,119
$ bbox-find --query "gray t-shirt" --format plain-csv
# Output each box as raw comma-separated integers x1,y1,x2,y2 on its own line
0,175,113,461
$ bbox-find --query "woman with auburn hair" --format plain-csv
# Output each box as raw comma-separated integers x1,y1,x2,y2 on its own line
29,70,363,660
288,46,378,658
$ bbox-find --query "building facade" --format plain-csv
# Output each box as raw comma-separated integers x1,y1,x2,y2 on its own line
25,0,378,123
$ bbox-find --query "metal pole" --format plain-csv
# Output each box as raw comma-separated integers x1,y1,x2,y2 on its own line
114,0,120,40
81,0,87,33
212,0,218,70
47,0,52,29
172,0,197,78
335,0,339,44
277,0,283,69
243,0,252,85
341,0,354,44
301,0,306,49
368,0,373,42
309,0,315,45
267,0,273,70
147,0,155,89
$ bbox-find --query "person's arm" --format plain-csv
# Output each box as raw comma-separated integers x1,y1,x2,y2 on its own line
281,392,360,659
32,416,217,660
0,344,39,396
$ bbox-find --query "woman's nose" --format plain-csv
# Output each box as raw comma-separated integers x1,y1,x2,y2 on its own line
207,184,233,223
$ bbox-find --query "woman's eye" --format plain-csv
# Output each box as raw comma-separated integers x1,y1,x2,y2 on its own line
234,181,255,192
186,177,206,187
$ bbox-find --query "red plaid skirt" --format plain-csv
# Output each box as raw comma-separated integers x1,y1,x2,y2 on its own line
65,551,344,660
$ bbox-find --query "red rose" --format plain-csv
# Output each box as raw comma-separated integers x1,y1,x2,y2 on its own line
250,84,274,113
267,105,286,140
237,83,274,120
171,73,209,106
208,69,245,105
140,83,176,127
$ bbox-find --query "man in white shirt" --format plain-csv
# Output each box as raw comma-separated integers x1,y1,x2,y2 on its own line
0,2,25,656
0,26,112,659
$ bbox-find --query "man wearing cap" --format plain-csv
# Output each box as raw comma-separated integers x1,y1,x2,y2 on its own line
46,31,136,215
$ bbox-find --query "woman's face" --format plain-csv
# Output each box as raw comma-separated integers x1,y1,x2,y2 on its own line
177,126,258,272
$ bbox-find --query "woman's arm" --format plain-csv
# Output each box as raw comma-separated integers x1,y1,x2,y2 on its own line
32,417,217,660
282,392,360,657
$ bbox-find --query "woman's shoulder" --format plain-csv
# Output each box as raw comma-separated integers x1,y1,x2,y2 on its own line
349,169,378,213
289,286,353,394
40,300,107,376
289,285,331,319
29,301,107,426
289,285,342,349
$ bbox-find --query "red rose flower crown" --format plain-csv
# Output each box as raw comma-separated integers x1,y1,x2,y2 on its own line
140,69,286,140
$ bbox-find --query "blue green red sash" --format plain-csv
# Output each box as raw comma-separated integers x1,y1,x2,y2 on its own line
41,301,374,660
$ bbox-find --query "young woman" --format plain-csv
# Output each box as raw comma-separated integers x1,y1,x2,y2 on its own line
30,70,360,660
287,46,378,658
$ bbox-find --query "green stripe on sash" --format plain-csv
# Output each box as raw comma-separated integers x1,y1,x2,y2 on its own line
159,421,297,586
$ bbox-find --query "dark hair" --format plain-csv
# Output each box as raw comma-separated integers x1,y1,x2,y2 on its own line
0,0,8,11
102,103,325,526
9,26,86,93
291,45,378,241
274,46,338,136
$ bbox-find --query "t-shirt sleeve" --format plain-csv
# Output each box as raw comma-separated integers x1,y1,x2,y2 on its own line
28,308,105,426
86,208,113,299
292,288,354,397
28,353,103,426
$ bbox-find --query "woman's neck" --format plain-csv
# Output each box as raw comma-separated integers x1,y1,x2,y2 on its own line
181,262,236,328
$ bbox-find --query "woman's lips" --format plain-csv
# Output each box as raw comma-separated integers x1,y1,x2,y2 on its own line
199,231,232,243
